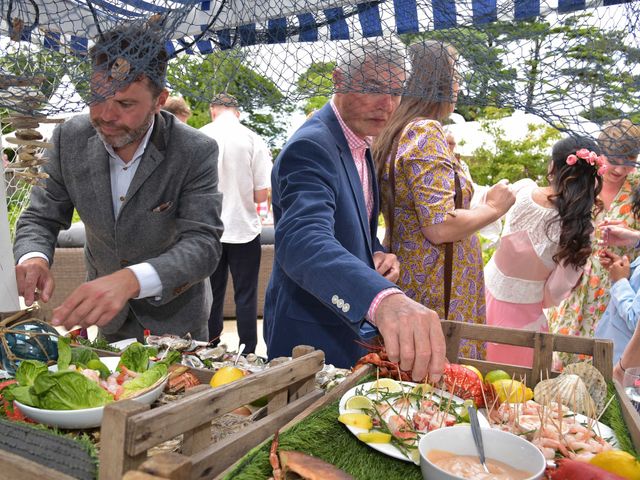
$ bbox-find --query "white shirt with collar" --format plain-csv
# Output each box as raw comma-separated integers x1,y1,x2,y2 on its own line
20,119,162,299
199,110,271,243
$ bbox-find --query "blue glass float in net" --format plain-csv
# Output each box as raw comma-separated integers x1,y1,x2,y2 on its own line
0,309,59,375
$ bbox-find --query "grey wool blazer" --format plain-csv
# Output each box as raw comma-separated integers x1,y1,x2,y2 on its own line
14,111,224,338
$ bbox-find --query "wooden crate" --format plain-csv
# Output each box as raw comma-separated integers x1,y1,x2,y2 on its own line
441,320,640,452
103,345,325,480
442,320,614,386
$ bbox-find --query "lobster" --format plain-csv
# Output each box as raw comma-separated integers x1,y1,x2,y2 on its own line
353,341,494,407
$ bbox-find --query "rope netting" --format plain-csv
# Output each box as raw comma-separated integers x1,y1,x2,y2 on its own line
1,0,640,230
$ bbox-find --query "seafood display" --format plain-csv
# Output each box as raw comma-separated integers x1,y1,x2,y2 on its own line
338,378,485,463
488,400,616,461
342,355,639,479
353,345,494,407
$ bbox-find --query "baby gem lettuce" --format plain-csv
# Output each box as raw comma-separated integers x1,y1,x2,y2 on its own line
10,340,175,410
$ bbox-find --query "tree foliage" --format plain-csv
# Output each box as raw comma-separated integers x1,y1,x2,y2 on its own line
168,51,292,147
465,122,561,185
295,61,334,114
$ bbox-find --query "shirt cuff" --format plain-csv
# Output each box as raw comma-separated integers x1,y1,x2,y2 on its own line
18,252,50,265
126,263,162,299
367,288,404,325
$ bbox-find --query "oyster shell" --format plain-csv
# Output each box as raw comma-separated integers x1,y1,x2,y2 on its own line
533,374,597,416
562,362,607,414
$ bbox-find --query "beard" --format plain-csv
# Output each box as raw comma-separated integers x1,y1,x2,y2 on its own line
91,110,154,149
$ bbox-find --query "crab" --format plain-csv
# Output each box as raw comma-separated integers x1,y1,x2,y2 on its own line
269,430,354,480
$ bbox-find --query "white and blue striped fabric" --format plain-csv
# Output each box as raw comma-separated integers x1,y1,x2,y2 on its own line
1,0,633,55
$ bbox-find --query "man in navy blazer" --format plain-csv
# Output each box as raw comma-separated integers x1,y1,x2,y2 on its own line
264,39,446,381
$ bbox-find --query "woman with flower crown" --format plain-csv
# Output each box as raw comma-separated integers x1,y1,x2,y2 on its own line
547,120,640,367
485,136,604,367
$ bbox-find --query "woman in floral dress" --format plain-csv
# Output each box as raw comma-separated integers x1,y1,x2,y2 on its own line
548,119,640,366
372,41,515,359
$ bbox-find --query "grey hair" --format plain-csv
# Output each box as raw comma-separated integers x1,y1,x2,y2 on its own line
335,37,408,93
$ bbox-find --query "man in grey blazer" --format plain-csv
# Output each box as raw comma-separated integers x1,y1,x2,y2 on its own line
13,24,223,342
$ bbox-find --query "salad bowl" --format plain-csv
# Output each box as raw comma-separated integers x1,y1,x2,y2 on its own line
14,356,167,429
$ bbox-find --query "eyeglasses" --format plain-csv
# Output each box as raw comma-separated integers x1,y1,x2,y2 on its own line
0,307,59,375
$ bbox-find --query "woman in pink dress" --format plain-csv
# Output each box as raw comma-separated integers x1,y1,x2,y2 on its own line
485,136,605,367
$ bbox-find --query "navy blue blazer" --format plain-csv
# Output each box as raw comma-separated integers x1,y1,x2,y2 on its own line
264,103,397,368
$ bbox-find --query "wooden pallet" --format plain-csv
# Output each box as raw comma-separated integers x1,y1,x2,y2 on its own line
103,345,325,480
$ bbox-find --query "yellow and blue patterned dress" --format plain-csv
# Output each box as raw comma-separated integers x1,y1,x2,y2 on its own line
379,119,486,359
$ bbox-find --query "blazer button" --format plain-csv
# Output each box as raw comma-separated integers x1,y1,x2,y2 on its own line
331,295,339,305
120,259,130,267
337,298,344,308
342,303,350,313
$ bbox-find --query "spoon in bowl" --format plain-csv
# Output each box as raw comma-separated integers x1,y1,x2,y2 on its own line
468,405,490,474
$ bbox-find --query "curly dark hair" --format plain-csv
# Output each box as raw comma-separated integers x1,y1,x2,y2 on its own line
546,136,604,268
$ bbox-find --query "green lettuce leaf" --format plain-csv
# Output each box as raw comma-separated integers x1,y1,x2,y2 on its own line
121,363,168,398
32,371,113,410
119,342,152,373
86,359,111,379
11,385,39,407
57,337,72,371
15,360,48,387
70,347,99,368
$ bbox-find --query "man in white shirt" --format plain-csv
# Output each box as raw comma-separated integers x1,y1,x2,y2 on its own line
200,94,272,353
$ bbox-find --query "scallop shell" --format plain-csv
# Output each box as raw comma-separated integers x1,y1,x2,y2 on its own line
562,362,607,414
533,374,597,416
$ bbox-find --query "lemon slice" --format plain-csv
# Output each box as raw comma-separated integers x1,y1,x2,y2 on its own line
411,383,434,395
345,395,374,410
369,378,403,393
409,448,421,465
338,413,373,429
357,432,392,443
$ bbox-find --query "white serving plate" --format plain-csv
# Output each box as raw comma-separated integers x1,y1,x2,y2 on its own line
14,357,167,429
338,380,490,463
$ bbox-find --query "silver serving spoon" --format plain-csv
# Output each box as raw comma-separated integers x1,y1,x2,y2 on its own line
468,405,490,474
233,343,246,366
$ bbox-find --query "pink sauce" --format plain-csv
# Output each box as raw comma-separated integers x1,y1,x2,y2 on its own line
426,449,532,480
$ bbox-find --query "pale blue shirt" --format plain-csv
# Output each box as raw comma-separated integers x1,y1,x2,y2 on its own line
594,256,640,363
20,119,162,299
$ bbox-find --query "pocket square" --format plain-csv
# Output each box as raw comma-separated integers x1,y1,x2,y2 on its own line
152,201,173,213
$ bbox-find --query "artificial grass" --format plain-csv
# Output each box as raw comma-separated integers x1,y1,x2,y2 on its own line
224,399,423,480
600,382,639,459
225,381,640,480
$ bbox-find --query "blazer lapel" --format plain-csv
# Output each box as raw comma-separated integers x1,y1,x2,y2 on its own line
120,114,167,219
87,135,115,229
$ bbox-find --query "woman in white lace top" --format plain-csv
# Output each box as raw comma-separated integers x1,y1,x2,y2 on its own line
485,136,605,367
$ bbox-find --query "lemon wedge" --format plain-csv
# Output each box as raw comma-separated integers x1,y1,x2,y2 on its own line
345,395,374,410
369,378,403,393
357,432,392,443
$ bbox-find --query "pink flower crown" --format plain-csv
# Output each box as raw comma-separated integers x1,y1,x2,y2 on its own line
566,148,607,176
